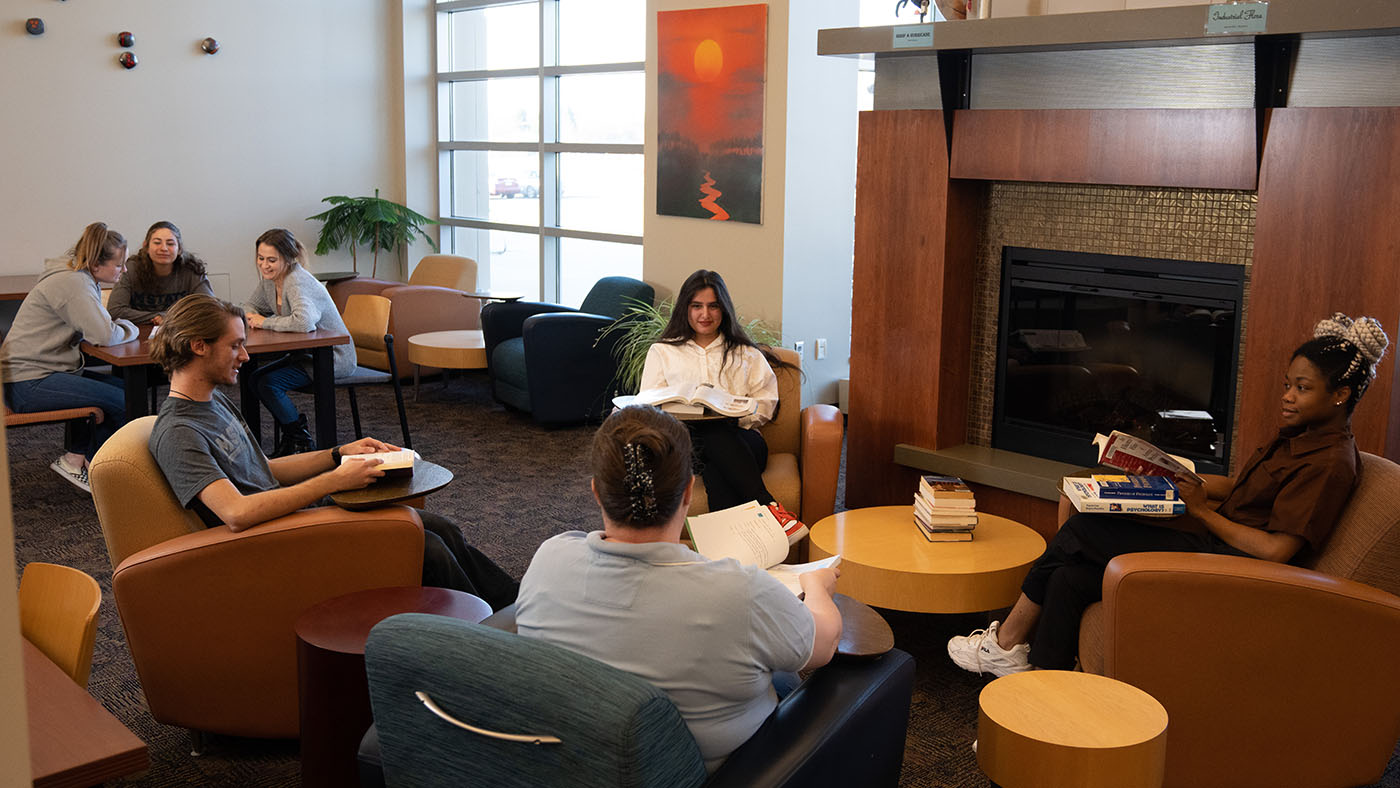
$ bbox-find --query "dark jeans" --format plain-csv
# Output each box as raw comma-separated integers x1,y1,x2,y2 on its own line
5,370,126,459
1022,513,1246,669
254,354,312,426
419,511,519,611
687,419,771,510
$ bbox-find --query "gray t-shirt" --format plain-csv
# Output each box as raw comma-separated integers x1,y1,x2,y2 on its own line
149,390,279,526
516,531,815,772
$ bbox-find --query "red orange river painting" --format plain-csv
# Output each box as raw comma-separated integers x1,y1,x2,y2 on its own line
656,4,766,224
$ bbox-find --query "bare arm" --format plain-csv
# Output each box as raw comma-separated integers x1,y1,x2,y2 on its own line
268,437,400,486
1177,475,1304,563
196,456,386,532
798,567,843,671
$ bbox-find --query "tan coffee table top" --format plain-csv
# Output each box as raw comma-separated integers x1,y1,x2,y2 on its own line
407,330,487,370
978,670,1168,788
807,506,1045,613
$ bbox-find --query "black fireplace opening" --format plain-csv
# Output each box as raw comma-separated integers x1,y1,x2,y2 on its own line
992,247,1246,474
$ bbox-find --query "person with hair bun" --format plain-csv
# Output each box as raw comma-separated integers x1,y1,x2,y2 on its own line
948,313,1391,677
242,228,354,456
108,221,213,324
516,405,842,773
1,222,139,492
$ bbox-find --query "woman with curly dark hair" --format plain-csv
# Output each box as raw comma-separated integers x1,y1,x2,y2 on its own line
108,221,213,324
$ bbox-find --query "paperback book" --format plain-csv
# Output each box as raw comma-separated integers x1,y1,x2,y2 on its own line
1091,431,1202,484
1089,474,1180,500
614,383,757,418
1062,478,1186,516
685,501,840,596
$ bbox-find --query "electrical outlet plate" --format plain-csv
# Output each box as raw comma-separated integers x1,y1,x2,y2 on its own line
816,338,827,360
793,340,805,357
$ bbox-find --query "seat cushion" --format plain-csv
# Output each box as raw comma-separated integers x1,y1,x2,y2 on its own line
490,337,531,411
337,366,393,385
687,452,800,519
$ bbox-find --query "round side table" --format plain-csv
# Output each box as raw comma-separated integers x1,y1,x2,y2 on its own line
406,329,487,400
296,586,492,788
978,670,1168,788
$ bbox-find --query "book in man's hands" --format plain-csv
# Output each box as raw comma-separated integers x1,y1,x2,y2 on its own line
1062,477,1186,516
685,501,840,596
613,383,757,418
1092,431,1203,484
340,448,419,477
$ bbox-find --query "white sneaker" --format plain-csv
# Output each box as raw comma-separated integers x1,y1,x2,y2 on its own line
50,456,92,494
947,620,1031,677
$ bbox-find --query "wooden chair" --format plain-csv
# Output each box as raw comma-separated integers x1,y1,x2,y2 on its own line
18,562,102,687
5,403,104,459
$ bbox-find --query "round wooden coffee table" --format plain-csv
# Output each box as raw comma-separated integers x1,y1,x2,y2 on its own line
808,506,1045,613
407,329,487,399
978,670,1168,788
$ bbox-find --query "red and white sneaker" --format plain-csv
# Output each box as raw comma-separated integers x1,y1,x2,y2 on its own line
767,501,808,545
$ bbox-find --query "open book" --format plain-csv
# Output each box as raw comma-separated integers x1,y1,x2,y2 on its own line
1091,431,1203,484
685,501,840,596
614,383,757,418
341,448,419,477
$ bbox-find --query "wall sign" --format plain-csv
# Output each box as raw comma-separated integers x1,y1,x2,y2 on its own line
1205,2,1268,35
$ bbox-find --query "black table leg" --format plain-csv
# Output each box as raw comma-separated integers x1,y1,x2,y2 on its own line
240,357,262,446
312,346,336,448
121,365,150,421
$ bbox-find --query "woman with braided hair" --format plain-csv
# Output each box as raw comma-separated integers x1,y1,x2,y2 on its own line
516,405,841,772
948,313,1390,676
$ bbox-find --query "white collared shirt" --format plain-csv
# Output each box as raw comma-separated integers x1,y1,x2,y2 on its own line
640,339,779,429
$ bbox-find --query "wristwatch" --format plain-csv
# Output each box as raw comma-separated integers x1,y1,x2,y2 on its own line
330,445,342,465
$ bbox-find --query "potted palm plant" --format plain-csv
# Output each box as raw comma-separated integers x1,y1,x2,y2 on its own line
307,189,438,277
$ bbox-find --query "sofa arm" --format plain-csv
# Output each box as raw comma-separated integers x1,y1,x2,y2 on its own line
329,277,399,313
799,404,843,525
481,301,577,364
708,648,915,788
1100,551,1400,788
521,312,619,424
111,505,425,738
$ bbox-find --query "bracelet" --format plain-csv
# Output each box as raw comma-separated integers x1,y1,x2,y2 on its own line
330,445,342,465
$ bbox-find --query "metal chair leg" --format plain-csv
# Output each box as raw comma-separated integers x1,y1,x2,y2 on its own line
348,386,364,439
384,333,412,449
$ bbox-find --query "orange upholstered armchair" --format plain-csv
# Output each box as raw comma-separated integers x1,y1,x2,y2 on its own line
1078,451,1400,788
684,347,844,527
89,416,425,739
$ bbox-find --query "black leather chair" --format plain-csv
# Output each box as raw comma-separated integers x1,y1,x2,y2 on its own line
359,611,915,788
481,276,654,425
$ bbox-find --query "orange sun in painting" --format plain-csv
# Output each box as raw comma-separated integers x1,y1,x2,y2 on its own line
693,38,723,81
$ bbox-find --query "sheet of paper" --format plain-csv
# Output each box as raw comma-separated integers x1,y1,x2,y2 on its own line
765,555,842,597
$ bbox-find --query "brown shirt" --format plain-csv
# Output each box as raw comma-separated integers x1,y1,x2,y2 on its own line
1216,423,1359,554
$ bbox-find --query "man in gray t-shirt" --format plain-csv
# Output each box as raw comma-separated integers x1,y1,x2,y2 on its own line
144,294,517,610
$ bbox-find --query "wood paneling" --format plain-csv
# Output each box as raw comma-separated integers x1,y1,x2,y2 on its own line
949,109,1257,190
847,110,983,507
1240,108,1400,462
968,484,1059,544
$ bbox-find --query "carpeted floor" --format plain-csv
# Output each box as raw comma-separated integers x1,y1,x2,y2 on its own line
8,373,1398,787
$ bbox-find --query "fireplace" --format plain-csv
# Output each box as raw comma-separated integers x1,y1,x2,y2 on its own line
991,246,1245,474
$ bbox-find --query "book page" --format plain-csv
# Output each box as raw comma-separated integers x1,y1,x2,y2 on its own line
1092,431,1202,483
615,383,696,409
687,501,789,569
765,556,842,597
341,449,419,469
690,384,757,418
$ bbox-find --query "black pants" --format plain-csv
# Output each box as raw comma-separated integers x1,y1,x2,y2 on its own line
419,512,519,611
1021,513,1245,669
687,420,771,510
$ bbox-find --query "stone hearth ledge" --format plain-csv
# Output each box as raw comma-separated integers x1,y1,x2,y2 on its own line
895,443,1082,501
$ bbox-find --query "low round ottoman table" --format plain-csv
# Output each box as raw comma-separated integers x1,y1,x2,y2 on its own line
808,506,1046,613
978,670,1168,788
406,329,487,399
295,586,492,788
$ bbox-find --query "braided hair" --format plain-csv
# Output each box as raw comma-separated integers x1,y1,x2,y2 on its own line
592,406,693,528
1292,312,1390,413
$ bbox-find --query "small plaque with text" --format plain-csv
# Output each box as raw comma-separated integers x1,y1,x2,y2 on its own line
1204,1,1268,35
892,25,934,49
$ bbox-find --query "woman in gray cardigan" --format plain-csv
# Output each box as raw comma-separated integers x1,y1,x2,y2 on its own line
243,228,355,456
1,222,139,491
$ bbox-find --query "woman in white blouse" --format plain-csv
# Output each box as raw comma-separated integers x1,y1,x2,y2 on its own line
639,269,807,542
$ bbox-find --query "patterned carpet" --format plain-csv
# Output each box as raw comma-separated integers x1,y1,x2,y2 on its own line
8,373,1398,787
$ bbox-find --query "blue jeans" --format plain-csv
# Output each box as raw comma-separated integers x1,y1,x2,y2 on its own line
254,355,312,425
5,371,127,459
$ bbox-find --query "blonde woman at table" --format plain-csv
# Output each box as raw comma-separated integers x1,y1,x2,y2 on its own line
242,228,355,456
108,220,213,324
1,222,138,492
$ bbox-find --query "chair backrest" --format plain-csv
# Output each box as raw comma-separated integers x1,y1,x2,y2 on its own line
1308,451,1400,596
89,416,205,568
760,346,803,457
18,562,101,687
580,277,655,320
366,613,708,788
343,294,393,355
409,255,478,292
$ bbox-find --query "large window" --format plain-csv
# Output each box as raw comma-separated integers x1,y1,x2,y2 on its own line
436,0,645,305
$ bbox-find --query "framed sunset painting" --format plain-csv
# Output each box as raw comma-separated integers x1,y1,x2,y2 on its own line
656,3,767,224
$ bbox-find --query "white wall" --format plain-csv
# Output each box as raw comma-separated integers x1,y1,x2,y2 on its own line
1,0,408,300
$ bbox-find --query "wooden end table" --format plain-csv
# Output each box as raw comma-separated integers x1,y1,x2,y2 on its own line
329,459,454,511
808,506,1045,613
978,670,1168,788
406,329,487,400
295,586,492,788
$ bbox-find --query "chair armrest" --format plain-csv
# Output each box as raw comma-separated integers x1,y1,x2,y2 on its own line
481,301,578,364
111,505,425,738
329,278,400,313
521,312,620,424
1099,551,1400,788
707,648,915,788
799,404,843,525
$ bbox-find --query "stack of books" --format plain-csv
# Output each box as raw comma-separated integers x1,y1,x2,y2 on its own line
1061,474,1185,516
913,475,977,542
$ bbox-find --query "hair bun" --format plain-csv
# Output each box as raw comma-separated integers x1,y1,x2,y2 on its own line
1313,312,1390,382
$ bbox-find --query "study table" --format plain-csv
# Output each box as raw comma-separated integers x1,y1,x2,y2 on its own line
81,324,350,448
25,639,149,787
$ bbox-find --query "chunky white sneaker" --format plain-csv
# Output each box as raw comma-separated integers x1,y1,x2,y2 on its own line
50,456,92,494
947,620,1031,677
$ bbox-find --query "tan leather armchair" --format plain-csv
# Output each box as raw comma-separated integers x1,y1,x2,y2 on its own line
1078,451,1400,788
329,254,483,376
89,416,425,738
685,348,844,527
